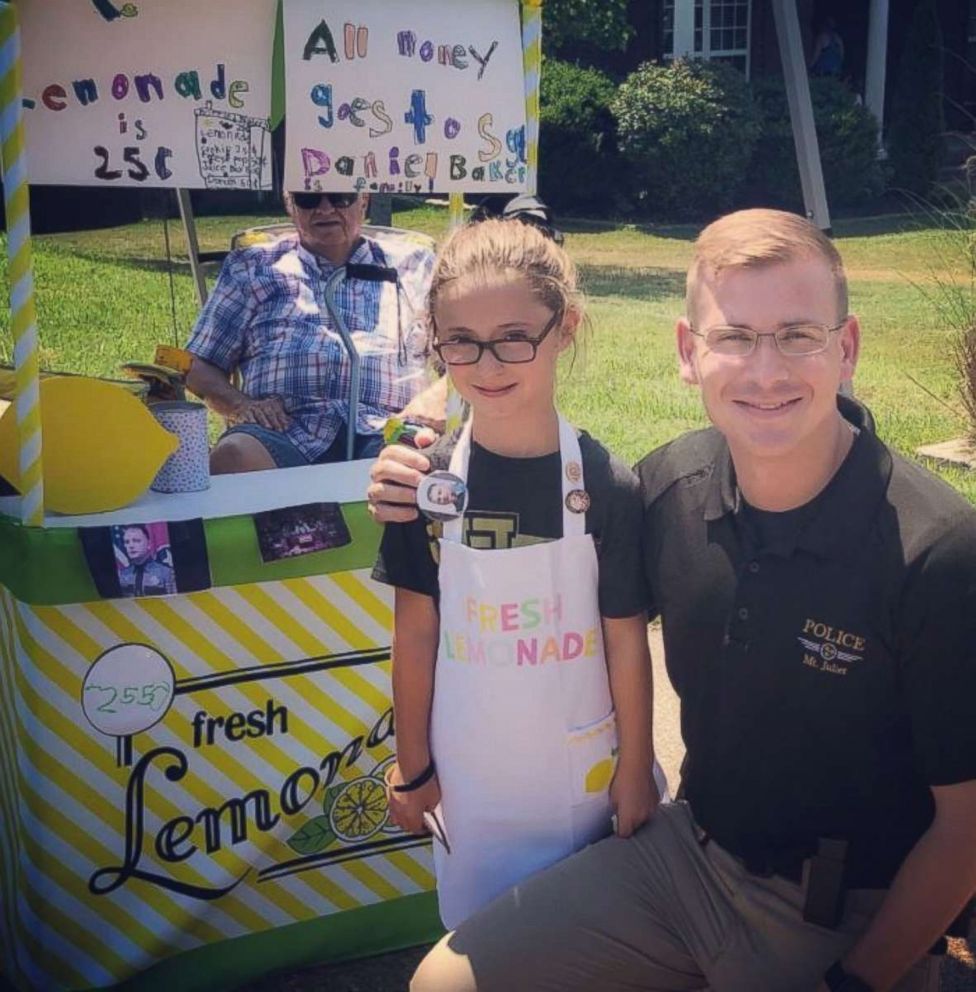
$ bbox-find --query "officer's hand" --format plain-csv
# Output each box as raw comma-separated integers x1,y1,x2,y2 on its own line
367,437,435,524
610,762,659,838
233,396,290,432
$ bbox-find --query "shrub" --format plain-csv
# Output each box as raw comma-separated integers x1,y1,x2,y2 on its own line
747,76,884,209
887,0,945,195
539,59,621,212
611,59,761,218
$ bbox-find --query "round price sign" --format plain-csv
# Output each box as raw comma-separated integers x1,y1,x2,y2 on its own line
81,643,175,737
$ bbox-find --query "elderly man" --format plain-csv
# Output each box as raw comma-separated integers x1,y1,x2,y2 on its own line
368,209,976,992
186,192,434,473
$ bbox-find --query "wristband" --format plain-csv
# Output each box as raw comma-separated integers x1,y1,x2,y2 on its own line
824,962,873,992
392,759,436,793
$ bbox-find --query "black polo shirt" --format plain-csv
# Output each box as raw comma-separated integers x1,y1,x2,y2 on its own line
638,399,976,888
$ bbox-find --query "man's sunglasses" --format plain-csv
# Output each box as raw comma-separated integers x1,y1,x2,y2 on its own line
291,191,360,210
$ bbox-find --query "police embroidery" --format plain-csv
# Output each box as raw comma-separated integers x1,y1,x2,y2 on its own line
798,618,865,675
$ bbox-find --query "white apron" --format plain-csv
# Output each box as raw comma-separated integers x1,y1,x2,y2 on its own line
430,417,622,928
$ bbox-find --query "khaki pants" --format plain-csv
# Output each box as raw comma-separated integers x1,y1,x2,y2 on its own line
412,802,942,992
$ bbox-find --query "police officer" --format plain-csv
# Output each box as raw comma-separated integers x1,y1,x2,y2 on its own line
118,524,176,597
369,209,976,992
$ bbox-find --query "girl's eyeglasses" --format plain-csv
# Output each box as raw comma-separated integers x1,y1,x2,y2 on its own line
433,311,562,366
291,192,360,210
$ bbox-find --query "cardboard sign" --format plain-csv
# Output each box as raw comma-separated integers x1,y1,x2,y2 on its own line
282,0,528,194
20,0,276,188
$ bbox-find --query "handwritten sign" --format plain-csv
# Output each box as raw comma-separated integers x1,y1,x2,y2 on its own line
20,0,276,189
282,0,528,195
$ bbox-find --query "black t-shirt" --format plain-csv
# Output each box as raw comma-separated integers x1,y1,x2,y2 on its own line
373,430,647,618
637,398,976,887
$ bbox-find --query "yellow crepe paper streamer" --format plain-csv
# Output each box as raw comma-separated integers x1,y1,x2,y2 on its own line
0,377,179,515
520,0,543,193
0,2,43,525
448,192,465,231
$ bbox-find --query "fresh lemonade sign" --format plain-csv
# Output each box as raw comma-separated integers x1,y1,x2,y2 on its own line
80,641,411,902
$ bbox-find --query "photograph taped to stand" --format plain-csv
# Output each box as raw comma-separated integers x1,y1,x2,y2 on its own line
253,502,352,563
79,519,211,600
114,523,177,598
418,470,468,522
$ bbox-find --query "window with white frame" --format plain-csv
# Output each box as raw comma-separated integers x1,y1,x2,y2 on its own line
662,0,675,56
662,0,751,77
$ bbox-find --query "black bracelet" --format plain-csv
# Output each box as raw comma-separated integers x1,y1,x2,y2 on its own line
392,759,436,793
824,962,873,992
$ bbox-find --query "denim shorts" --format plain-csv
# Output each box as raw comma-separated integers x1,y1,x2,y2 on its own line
222,424,384,468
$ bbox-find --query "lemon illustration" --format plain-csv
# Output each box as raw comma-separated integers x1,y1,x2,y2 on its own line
0,376,178,514
328,778,389,843
372,755,396,782
584,758,615,794
369,757,405,834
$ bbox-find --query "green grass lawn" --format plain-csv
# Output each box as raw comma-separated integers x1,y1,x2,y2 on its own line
1,204,974,502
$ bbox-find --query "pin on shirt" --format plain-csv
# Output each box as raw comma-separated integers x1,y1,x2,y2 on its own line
565,460,582,484
418,470,469,522
565,489,591,514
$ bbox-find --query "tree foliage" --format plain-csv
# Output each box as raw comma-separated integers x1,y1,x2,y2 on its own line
542,0,632,54
539,59,621,209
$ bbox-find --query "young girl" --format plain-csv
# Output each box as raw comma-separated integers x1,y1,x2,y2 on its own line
373,219,664,928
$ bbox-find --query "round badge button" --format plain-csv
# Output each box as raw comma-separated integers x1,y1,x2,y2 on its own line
418,471,469,522
565,489,591,514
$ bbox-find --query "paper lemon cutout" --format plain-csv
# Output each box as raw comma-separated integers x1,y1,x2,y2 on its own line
0,377,179,514
584,758,615,794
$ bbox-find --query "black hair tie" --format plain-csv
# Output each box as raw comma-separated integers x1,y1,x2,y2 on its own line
391,759,436,793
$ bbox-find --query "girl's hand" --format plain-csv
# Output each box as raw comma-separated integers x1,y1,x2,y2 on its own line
385,763,442,834
367,443,433,524
609,761,659,838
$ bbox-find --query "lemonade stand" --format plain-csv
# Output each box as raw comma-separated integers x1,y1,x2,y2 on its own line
0,1,540,988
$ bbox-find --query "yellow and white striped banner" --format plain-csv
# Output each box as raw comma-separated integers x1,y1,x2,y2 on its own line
0,2,43,526
0,572,435,990
520,0,543,194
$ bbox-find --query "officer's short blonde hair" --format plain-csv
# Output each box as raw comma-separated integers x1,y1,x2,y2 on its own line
686,209,848,324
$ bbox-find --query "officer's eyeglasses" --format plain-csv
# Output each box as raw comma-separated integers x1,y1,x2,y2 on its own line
689,318,849,357
291,192,360,210
433,310,562,366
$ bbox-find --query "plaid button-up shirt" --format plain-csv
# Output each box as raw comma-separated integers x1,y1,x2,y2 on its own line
187,233,434,461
